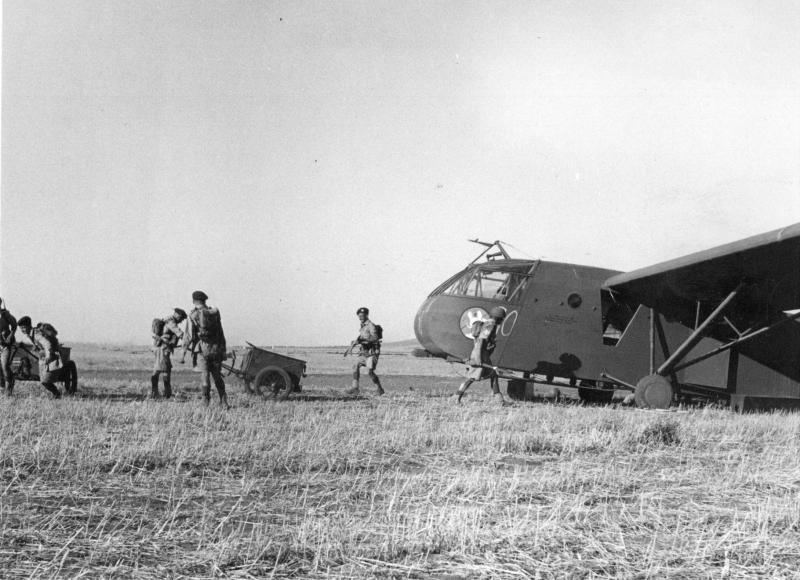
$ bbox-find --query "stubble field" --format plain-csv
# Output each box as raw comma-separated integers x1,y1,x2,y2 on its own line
2,343,800,578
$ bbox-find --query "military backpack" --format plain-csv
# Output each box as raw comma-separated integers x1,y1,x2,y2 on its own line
196,307,222,342
151,318,166,346
36,322,60,350
151,318,165,336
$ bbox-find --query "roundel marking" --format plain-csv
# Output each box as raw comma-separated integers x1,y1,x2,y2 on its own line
459,307,489,338
500,310,519,337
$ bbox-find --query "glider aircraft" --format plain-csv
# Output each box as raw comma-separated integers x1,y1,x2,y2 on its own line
413,223,800,410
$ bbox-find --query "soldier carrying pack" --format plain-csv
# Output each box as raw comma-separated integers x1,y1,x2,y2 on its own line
151,318,165,346
188,290,230,408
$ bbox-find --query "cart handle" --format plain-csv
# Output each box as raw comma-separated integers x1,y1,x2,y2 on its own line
221,350,237,377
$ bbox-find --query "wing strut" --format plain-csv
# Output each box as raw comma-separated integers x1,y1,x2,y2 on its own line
656,282,744,377
670,309,800,374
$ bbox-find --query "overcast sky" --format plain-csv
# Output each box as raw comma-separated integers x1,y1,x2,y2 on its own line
2,1,799,345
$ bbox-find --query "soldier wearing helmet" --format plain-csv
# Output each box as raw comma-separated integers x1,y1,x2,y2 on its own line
345,307,384,396
150,308,187,399
456,306,508,405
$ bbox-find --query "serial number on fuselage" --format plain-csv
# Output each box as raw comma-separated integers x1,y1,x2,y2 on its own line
543,315,577,325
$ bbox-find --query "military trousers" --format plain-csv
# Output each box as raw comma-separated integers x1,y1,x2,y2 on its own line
199,356,226,401
0,346,13,393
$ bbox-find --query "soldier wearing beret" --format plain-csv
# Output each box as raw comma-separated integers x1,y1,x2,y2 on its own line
184,291,230,408
345,307,384,396
151,308,187,399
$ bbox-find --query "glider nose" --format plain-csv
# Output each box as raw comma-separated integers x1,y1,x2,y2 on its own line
414,297,449,358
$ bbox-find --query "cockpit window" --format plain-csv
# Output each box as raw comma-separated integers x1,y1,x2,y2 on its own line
441,267,530,303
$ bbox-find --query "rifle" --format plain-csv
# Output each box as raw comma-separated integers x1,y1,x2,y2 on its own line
343,340,359,358
181,339,200,366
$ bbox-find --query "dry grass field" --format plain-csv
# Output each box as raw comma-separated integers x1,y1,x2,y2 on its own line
2,343,800,578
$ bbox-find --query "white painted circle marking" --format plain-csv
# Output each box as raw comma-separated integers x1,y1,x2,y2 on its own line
459,307,489,338
501,310,519,337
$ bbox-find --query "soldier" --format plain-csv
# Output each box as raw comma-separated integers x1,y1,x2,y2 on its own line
184,291,229,408
345,307,384,396
455,306,508,405
17,316,64,399
0,299,17,396
151,308,187,399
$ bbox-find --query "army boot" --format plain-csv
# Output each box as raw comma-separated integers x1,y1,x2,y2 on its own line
219,392,231,410
163,376,172,399
202,380,211,406
344,380,360,396
150,375,160,399
372,376,384,396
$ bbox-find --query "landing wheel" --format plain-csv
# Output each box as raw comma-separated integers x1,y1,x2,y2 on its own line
254,366,293,401
634,374,674,409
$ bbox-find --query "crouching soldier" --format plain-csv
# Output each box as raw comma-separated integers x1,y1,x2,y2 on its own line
184,291,229,409
0,299,17,396
345,307,384,396
17,316,74,399
455,306,508,405
151,308,187,399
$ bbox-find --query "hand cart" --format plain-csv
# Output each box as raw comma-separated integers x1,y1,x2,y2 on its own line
9,343,78,395
221,342,306,401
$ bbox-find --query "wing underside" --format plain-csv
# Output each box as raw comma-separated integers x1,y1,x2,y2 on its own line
604,223,800,381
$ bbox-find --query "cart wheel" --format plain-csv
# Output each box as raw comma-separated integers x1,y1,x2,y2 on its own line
254,366,293,401
63,361,78,395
